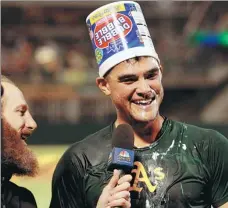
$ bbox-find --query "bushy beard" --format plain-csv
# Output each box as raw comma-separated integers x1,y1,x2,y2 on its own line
1,118,39,177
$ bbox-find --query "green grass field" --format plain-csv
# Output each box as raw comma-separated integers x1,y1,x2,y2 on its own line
12,145,68,208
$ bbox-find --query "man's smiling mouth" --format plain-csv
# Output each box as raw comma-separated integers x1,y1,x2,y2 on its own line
132,96,156,106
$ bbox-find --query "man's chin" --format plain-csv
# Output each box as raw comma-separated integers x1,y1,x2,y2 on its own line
2,143,39,177
1,119,39,177
130,111,158,123
14,148,39,177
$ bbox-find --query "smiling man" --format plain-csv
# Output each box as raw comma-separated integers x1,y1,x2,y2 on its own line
1,75,39,208
50,1,228,208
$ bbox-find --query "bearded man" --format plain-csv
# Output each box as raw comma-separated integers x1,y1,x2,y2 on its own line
1,76,39,208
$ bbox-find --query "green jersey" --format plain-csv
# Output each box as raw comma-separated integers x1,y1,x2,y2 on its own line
50,118,228,208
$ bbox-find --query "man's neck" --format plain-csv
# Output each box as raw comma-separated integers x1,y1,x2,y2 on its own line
115,115,164,148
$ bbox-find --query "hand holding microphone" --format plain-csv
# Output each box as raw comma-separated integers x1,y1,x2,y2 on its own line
96,124,135,208
96,169,132,208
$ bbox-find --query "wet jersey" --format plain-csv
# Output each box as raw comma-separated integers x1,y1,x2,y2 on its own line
50,118,228,208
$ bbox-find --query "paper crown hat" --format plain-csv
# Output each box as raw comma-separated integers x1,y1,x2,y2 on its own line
86,1,160,77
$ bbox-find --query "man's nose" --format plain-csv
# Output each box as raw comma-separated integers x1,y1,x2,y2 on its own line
136,79,151,96
25,113,37,132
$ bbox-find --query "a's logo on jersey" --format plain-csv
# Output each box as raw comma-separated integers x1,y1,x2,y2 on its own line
129,161,165,193
117,150,131,162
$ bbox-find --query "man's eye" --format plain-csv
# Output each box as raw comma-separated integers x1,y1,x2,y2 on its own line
146,73,157,80
124,79,135,84
121,78,137,84
18,110,25,116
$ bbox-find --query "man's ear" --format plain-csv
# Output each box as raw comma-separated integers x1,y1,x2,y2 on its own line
96,77,111,96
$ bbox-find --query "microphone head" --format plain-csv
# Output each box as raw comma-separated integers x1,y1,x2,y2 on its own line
107,124,135,173
112,124,134,149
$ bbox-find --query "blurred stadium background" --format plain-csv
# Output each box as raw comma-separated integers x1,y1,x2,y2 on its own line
1,1,228,207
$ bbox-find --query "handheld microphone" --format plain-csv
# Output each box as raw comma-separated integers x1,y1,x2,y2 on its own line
107,124,135,175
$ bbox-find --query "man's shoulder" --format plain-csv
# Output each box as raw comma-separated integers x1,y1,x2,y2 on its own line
56,124,113,171
8,181,37,206
8,181,34,195
171,119,227,142
67,124,112,156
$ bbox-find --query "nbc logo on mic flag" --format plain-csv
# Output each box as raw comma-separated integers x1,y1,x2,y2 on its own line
118,150,131,162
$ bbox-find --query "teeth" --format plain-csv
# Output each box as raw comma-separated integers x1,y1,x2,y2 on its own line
21,135,28,140
134,99,152,105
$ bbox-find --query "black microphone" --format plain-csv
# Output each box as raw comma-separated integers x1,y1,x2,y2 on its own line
107,124,135,175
